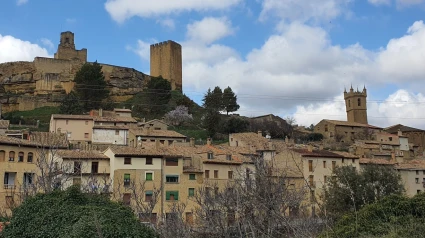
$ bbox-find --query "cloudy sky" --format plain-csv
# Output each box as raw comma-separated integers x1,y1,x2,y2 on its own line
1,0,425,128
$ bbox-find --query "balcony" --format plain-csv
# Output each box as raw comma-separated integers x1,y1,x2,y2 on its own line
4,184,16,189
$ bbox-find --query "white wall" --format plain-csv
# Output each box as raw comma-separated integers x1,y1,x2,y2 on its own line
92,129,128,145
400,137,409,151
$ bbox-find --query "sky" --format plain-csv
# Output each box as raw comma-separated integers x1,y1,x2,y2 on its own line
1,0,425,128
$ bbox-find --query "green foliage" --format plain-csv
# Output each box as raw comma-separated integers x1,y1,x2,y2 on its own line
222,116,249,134
202,86,224,112
222,86,240,115
132,76,171,119
297,133,323,142
74,61,110,111
2,186,158,238
59,91,83,115
202,110,221,138
172,128,208,141
321,194,425,238
324,165,404,220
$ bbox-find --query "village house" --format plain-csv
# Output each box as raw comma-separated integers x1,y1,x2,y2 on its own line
396,160,425,197
0,134,68,215
385,124,425,156
128,127,187,147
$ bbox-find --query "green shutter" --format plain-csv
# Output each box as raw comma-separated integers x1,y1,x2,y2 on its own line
174,191,179,200
166,191,171,200
189,174,196,180
189,188,195,197
146,173,153,181
146,191,153,195
166,191,179,200
124,174,130,180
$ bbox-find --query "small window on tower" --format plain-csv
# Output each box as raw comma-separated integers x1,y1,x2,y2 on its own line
358,98,361,106
65,37,70,43
348,100,351,107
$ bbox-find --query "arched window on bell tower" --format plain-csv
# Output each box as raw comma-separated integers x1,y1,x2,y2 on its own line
348,100,351,107
357,98,361,106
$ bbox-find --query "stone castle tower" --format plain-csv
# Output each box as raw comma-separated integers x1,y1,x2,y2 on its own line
150,40,182,91
344,86,368,124
54,31,87,62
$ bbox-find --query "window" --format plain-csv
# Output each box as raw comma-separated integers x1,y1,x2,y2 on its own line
73,178,81,185
18,152,24,162
227,210,236,226
124,174,131,186
74,161,82,173
123,193,131,205
418,190,422,194
9,151,15,161
85,121,88,125
228,171,233,179
186,212,193,225
226,154,232,160
207,152,214,159
332,161,336,170
166,175,179,183
325,124,328,132
166,191,179,201
422,178,425,183
352,158,355,163
308,160,313,172
205,170,210,179
342,158,345,164
24,173,33,185
0,150,5,162
423,171,425,175
5,196,14,208
358,98,361,106
389,137,393,141
189,174,196,180
124,157,131,165
67,132,72,138
348,99,351,107
214,170,218,179
309,175,314,187
91,162,99,174
4,172,10,186
84,133,89,138
146,172,153,181
66,120,69,125
324,176,327,184
416,178,419,184
417,171,420,175
323,161,326,168
145,191,153,202
115,130,119,135
310,190,315,202
165,158,178,166
188,188,195,197
27,152,33,163
146,157,153,165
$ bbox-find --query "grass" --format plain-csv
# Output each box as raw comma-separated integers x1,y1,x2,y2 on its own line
173,128,208,141
3,106,59,132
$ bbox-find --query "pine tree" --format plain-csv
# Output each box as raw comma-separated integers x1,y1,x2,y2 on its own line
59,91,83,115
74,61,109,111
222,86,240,115
202,86,224,112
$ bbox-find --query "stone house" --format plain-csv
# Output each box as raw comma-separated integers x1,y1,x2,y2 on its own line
314,119,382,142
396,160,425,196
385,124,425,155
128,128,187,148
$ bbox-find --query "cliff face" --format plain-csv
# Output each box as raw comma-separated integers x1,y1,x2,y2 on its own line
0,59,149,113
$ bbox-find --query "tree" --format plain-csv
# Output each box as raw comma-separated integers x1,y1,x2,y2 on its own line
202,110,221,138
222,116,249,134
164,106,193,127
323,164,404,220
222,87,240,115
321,194,425,238
1,186,158,238
285,116,296,126
133,76,172,118
202,86,224,112
59,91,83,115
74,61,110,111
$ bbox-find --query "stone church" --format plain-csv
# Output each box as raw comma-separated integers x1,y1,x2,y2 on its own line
0,31,182,112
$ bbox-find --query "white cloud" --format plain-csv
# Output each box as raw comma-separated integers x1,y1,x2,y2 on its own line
104,0,242,23
126,39,157,62
186,17,235,45
131,19,425,128
16,0,28,6
294,90,425,128
156,18,175,30
396,0,425,7
368,0,392,6
40,38,54,49
259,0,352,23
0,34,50,63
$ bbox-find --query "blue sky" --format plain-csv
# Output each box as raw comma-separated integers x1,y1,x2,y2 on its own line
1,0,425,128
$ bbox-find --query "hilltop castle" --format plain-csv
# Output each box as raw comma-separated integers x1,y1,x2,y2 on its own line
0,31,182,113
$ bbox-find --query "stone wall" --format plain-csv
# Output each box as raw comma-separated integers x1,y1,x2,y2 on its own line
150,40,182,90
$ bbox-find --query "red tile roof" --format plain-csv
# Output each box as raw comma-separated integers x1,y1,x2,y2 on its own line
291,149,344,158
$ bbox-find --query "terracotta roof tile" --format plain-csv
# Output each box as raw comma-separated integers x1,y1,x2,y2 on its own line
0,134,68,148
29,132,69,148
93,125,129,130
323,119,382,129
52,114,93,120
331,151,359,158
385,124,425,133
291,148,343,158
0,120,10,129
56,150,109,160
396,160,425,170
359,158,397,165
230,132,274,150
129,128,187,138
94,116,137,123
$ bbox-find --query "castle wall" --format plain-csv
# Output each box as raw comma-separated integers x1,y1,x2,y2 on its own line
150,40,182,90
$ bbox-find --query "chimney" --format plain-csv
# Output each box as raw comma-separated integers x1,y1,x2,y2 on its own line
258,131,262,136
307,144,313,152
190,137,195,147
207,138,212,146
397,129,402,137
90,110,94,116
155,139,160,149
99,109,103,117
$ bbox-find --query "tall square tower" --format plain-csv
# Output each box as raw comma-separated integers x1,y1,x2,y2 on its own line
150,40,182,91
